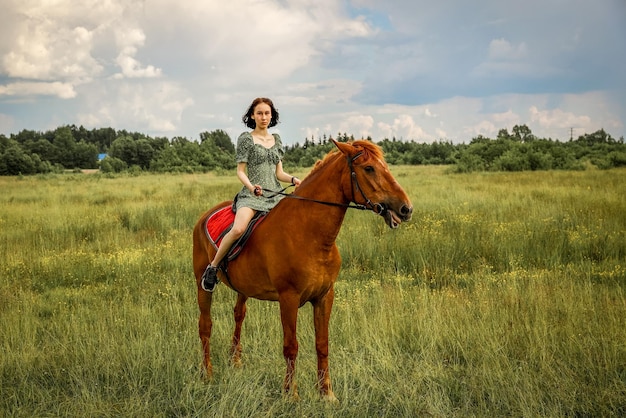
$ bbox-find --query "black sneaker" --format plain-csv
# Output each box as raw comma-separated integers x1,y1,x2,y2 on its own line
201,265,219,292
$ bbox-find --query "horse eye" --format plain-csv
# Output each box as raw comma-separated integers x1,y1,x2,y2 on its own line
364,166,374,173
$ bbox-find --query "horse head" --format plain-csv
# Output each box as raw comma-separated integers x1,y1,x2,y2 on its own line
332,139,413,228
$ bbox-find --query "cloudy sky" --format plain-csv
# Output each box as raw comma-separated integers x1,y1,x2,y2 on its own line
1,0,624,145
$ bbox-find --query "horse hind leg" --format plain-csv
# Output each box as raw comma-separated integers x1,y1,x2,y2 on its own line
197,288,214,378
230,293,248,367
194,224,214,378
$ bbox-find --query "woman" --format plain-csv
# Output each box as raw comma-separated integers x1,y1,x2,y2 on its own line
201,97,301,292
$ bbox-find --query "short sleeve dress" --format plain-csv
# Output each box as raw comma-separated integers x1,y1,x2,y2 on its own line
234,132,285,212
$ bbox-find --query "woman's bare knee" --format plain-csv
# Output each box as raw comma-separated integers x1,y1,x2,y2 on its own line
230,209,256,237
229,225,247,237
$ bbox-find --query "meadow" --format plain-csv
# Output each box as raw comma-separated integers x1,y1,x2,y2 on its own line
1,166,625,417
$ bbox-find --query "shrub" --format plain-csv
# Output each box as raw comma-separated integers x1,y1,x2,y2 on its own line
100,156,128,173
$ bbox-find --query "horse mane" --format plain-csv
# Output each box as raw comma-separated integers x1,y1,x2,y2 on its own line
308,140,384,176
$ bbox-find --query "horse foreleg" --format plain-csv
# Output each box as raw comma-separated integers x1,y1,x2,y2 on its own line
197,289,213,378
230,293,248,367
279,292,300,400
313,286,338,402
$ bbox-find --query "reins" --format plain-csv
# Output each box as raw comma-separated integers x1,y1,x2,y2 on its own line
260,186,371,211
259,151,387,215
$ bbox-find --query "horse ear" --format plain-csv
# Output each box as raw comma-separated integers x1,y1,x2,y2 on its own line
331,138,354,157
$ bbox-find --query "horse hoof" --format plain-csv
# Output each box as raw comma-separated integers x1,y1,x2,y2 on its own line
201,367,213,381
283,389,300,402
321,392,339,404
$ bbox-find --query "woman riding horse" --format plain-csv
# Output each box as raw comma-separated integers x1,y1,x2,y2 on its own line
193,134,412,401
201,97,301,292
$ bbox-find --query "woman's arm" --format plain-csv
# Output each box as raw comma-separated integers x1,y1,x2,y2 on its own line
275,161,301,186
236,162,256,193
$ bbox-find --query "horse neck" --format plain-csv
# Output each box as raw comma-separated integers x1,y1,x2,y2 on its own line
277,155,350,243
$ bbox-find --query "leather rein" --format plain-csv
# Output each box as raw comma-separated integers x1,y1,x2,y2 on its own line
260,151,387,216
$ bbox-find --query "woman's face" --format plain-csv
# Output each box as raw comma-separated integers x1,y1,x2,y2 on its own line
251,102,272,129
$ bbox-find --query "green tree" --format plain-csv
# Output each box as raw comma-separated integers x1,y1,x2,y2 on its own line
135,138,155,169
109,136,138,167
0,134,14,153
497,128,511,141
464,137,512,170
0,145,37,175
74,141,99,169
12,129,41,145
150,146,185,172
91,127,117,151
512,124,535,142
52,126,76,167
200,129,235,154
493,145,531,171
100,156,128,173
26,139,57,163
576,129,614,145
453,152,485,173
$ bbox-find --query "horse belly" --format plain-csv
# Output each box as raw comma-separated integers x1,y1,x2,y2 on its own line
225,257,280,301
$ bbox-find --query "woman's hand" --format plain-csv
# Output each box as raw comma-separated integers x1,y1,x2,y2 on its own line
253,185,263,196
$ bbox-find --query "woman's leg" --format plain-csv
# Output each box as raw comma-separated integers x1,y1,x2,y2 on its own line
211,207,257,267
202,207,256,292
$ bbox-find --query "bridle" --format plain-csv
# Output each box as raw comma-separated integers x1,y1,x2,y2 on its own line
260,151,387,215
346,151,386,214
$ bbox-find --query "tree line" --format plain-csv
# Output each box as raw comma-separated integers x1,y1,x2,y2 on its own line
0,124,624,176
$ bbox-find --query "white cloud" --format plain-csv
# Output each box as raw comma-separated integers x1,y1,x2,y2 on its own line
492,109,520,126
424,108,437,118
0,81,76,98
140,0,374,87
77,81,193,134
470,37,554,79
113,27,162,79
391,114,428,140
466,120,498,138
332,111,432,142
280,79,363,106
488,38,528,61
292,91,622,144
2,21,102,82
339,114,375,139
435,127,447,139
529,106,591,131
1,0,162,84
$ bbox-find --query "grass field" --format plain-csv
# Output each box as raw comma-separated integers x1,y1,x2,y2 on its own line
1,166,625,417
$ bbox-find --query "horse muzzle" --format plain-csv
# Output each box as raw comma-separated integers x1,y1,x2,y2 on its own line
379,202,413,229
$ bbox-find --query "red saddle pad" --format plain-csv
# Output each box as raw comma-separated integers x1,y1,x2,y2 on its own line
203,205,267,261
205,205,235,248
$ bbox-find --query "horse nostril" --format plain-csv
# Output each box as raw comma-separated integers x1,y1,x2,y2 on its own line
400,205,413,217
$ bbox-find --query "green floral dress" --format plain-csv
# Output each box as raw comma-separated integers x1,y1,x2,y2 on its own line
234,132,285,212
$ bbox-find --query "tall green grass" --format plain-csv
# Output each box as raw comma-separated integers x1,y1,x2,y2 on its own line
1,167,624,417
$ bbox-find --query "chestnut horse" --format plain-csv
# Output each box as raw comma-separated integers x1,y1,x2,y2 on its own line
192,139,412,401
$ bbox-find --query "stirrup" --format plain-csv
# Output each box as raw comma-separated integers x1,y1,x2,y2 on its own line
201,265,219,292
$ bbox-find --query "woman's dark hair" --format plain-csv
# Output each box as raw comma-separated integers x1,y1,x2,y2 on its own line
242,97,280,129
